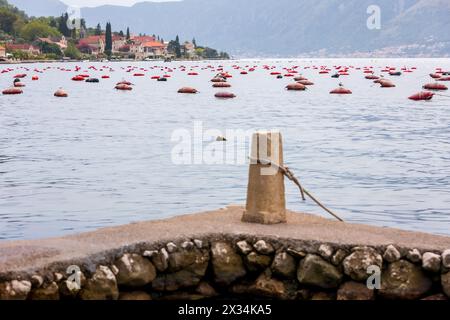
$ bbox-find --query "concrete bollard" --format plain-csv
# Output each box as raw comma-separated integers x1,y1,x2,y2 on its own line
242,131,287,224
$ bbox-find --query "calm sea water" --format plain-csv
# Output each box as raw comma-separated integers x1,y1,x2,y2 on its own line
1,58,450,240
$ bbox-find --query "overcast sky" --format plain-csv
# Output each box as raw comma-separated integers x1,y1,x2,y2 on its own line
61,0,178,8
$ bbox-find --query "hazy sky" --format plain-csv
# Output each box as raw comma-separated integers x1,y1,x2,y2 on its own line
61,0,178,8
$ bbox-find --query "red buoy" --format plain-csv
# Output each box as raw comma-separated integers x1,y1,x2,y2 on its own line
286,83,306,91
213,82,231,88
14,82,26,87
215,92,236,99
423,83,448,91
72,76,85,81
408,91,434,101
330,87,352,94
134,73,145,77
116,81,132,86
54,89,68,97
102,75,110,79
2,87,23,95
298,80,314,86
32,76,39,81
115,84,133,91
178,87,198,94
380,80,396,88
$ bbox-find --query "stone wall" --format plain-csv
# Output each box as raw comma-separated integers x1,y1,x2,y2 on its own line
1,235,449,300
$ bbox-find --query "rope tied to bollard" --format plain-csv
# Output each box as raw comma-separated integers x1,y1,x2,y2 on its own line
281,166,344,222
250,157,344,222
281,166,306,201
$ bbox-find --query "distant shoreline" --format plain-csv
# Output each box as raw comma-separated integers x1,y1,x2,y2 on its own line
0,58,232,65
2,57,450,65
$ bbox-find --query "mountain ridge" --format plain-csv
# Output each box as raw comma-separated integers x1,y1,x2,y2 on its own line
8,0,68,17
7,0,450,57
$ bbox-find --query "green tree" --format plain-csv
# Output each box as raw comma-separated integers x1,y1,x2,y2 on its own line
72,22,79,39
58,13,70,37
168,38,182,58
219,51,230,59
0,0,27,23
64,42,81,59
195,47,204,56
95,23,102,36
0,0,26,38
175,35,181,58
38,41,62,57
10,49,30,60
79,19,87,38
0,8,18,34
20,20,61,41
49,17,58,29
192,38,197,48
105,22,112,56
201,47,219,59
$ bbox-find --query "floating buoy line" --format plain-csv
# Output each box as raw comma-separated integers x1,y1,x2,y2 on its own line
2,63,450,103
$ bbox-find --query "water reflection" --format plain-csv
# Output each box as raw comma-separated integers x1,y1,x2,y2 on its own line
1,59,450,240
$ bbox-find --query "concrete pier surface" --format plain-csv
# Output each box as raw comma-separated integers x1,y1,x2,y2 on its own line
1,205,450,276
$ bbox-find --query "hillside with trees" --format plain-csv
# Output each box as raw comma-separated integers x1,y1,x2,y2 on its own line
0,0,229,61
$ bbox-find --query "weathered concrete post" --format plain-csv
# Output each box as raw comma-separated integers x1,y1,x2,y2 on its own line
242,131,287,224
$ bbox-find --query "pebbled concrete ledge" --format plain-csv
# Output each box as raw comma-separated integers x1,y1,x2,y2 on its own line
1,205,450,279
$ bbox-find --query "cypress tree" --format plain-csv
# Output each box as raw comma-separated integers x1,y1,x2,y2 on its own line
126,27,130,40
105,22,112,56
79,19,87,39
71,24,77,39
58,14,70,37
175,35,181,58
58,14,64,35
63,13,71,37
95,23,102,36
